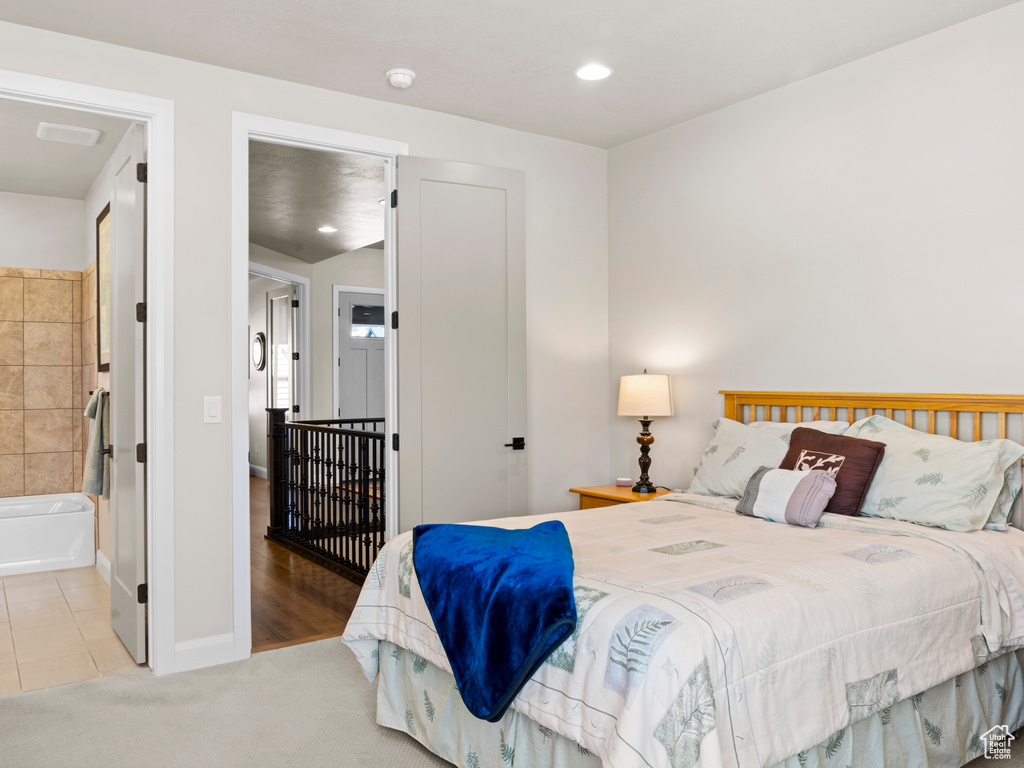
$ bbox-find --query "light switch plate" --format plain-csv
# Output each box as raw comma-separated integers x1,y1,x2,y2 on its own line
204,396,222,424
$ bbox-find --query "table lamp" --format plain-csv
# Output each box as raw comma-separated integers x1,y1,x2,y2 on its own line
617,370,673,493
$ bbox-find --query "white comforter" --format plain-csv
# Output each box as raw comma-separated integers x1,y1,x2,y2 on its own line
342,495,1024,768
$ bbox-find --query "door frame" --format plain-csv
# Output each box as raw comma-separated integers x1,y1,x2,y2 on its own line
0,69,176,674
248,261,311,424
230,112,406,661
332,284,385,419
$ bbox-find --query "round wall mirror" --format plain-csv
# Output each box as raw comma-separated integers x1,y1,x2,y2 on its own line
252,332,266,371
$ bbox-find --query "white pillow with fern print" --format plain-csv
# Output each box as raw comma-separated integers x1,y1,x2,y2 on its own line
846,415,1024,531
688,418,849,499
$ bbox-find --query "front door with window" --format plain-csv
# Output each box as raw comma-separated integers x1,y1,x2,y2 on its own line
337,290,385,419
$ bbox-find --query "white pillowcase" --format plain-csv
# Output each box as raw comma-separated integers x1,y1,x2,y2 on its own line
688,419,850,499
846,416,1024,532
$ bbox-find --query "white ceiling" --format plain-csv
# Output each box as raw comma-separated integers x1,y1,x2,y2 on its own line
249,141,385,263
0,0,1017,148
0,99,131,198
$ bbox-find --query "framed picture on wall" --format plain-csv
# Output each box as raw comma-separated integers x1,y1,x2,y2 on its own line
96,203,111,372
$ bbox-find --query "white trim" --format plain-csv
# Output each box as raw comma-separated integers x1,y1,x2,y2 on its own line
95,549,111,585
332,284,385,419
173,633,236,673
248,261,311,421
0,69,176,676
248,464,268,480
232,112,405,663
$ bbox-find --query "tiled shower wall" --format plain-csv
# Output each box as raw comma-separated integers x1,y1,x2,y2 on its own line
0,267,85,497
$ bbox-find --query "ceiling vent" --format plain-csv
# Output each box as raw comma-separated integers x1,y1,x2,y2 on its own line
36,122,102,147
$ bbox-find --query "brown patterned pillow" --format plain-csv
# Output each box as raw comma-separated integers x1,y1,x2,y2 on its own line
779,428,886,516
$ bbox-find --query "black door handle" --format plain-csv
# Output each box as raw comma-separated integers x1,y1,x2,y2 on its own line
504,437,526,450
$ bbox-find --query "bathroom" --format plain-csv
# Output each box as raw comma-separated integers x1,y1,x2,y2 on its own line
0,97,142,694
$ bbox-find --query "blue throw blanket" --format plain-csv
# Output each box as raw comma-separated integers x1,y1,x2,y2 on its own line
412,521,577,722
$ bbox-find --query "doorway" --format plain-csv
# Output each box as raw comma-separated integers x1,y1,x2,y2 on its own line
0,70,174,675
243,133,397,652
334,286,385,420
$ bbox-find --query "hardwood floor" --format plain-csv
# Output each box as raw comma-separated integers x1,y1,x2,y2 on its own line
250,475,362,653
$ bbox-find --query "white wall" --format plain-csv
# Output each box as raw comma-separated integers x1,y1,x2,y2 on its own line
0,190,85,270
0,23,610,650
608,3,1024,491
249,243,386,420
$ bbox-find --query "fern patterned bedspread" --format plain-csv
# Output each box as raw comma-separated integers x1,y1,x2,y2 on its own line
342,494,1024,768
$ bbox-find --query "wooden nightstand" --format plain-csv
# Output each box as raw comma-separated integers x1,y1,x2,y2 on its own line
570,485,673,510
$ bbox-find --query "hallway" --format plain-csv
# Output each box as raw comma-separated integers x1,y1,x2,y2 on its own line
249,475,361,652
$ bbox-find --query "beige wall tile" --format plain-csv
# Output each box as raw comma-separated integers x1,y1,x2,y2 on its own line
0,591,6,622
81,270,96,322
18,652,98,691
24,409,74,453
81,316,96,366
0,279,23,322
0,366,23,410
83,363,96,402
83,261,95,279
0,653,19,696
24,323,73,366
0,455,23,497
72,323,82,366
73,451,83,493
6,596,72,631
12,623,88,664
71,282,81,323
24,452,73,495
0,321,23,366
0,411,23,455
39,270,81,282
0,268,39,279
24,366,72,409
23,279,72,323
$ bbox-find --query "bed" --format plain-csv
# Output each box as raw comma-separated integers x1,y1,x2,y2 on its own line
343,392,1024,767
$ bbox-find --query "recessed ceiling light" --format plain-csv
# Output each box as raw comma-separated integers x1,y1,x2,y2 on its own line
575,63,612,81
378,199,386,205
318,225,338,233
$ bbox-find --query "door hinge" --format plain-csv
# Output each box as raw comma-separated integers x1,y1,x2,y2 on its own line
392,433,399,451
136,302,147,323
390,189,398,208
137,584,148,604
292,404,300,413
291,299,299,308
292,352,300,360
136,443,147,463
136,162,148,184
391,311,399,330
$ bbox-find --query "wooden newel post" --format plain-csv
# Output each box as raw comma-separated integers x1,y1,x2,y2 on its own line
266,407,290,537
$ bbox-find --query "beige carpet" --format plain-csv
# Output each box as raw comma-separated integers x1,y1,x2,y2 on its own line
0,636,1021,767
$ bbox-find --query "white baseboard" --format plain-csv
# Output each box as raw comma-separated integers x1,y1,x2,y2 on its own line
249,464,268,479
174,633,238,673
95,549,111,585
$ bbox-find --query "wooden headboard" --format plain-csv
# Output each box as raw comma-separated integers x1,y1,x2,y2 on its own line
721,391,1024,441
721,391,1024,527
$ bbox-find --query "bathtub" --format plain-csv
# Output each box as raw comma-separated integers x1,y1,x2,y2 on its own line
0,493,95,577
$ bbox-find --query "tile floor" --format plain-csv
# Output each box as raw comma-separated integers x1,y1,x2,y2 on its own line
0,566,142,696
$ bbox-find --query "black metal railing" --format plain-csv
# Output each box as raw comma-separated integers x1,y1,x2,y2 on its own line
266,408,385,584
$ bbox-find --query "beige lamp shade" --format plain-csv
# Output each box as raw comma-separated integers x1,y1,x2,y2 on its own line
617,373,673,417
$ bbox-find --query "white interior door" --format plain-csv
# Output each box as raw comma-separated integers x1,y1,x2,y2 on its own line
397,157,526,530
337,289,385,419
267,284,296,415
109,122,147,664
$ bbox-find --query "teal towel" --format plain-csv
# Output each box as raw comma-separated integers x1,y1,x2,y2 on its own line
83,388,110,499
